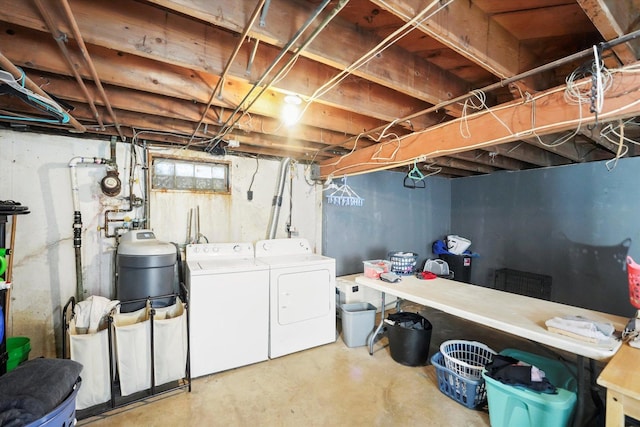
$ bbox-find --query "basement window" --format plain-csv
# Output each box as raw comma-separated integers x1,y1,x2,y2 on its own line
151,156,230,193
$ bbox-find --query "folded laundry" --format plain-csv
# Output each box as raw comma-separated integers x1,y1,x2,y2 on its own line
545,315,615,343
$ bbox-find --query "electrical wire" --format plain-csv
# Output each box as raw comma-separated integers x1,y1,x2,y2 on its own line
322,64,640,177
248,155,260,193
296,0,451,122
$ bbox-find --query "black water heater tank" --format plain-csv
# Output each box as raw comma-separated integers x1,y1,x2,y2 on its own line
116,229,177,312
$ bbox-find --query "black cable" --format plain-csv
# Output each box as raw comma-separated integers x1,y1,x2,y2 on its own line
247,156,259,200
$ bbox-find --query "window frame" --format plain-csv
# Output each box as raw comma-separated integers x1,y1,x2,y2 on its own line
149,154,231,195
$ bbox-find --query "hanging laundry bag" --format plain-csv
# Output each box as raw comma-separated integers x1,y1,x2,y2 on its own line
114,298,188,396
69,323,110,410
153,298,188,386
113,303,152,397
68,296,118,410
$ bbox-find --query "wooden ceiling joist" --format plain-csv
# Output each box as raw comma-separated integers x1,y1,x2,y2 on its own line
319,68,640,178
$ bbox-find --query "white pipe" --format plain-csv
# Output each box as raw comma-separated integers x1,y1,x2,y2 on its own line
68,157,109,211
266,157,291,239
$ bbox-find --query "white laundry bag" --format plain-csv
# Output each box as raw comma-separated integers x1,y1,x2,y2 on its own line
69,296,118,410
69,324,111,410
113,304,151,397
153,298,188,386
114,298,188,396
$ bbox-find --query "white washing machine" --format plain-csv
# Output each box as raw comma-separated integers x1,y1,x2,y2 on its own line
255,238,336,359
186,242,269,378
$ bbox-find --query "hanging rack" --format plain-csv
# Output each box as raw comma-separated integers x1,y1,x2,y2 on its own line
325,176,364,207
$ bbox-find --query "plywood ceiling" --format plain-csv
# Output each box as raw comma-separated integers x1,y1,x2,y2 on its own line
1,0,640,179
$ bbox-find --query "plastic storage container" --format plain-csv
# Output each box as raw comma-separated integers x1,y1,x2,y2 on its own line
362,260,392,279
386,312,432,366
439,253,472,283
431,351,487,409
7,336,31,372
116,230,177,312
482,348,577,427
340,302,377,347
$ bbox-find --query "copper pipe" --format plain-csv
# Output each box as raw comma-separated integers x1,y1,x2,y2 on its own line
186,0,267,148
33,0,104,129
0,51,86,132
58,0,125,141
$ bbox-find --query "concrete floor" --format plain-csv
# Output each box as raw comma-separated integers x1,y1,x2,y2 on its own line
77,302,606,427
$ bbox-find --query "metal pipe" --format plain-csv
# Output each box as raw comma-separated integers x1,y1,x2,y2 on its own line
68,156,109,301
266,157,291,239
59,0,126,141
185,0,267,149
0,51,85,132
33,0,104,129
205,0,334,151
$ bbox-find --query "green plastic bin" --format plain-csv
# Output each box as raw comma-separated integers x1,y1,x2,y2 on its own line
7,336,31,372
483,348,577,427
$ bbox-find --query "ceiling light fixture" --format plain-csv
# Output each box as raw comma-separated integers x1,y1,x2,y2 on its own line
282,95,302,127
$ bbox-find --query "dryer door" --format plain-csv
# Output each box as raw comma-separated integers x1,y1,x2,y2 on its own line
277,269,331,325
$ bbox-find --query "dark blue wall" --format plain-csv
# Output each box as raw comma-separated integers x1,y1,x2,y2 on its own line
322,171,451,276
451,158,640,317
323,157,640,317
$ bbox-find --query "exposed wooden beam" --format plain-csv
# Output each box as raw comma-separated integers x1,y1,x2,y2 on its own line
143,0,471,110
447,149,529,171
0,0,445,128
482,142,569,168
0,24,394,139
577,0,640,65
319,67,640,177
369,0,538,83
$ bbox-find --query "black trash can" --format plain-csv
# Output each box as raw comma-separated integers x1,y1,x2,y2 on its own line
386,312,433,366
439,253,472,283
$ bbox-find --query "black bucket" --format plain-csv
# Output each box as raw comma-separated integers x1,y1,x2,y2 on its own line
386,312,432,366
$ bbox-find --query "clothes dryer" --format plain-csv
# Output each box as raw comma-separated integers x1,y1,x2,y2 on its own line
186,242,269,378
255,238,336,358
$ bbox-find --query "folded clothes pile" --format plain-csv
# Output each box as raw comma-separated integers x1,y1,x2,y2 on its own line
545,315,615,344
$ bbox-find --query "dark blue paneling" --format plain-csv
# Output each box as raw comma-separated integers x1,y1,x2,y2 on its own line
322,171,451,276
451,158,640,317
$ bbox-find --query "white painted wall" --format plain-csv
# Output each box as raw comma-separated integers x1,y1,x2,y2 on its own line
0,129,321,358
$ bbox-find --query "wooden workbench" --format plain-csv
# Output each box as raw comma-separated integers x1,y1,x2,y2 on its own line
597,343,640,426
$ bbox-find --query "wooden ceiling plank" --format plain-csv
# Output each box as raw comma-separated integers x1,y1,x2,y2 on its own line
433,156,499,174
143,0,471,107
35,71,355,148
319,67,640,177
0,1,441,129
577,0,640,65
447,149,528,170
369,0,539,81
0,24,394,140
481,143,569,167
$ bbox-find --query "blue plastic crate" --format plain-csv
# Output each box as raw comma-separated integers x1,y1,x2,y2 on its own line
431,351,487,409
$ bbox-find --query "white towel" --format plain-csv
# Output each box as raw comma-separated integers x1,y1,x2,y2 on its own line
545,315,614,342
74,295,120,333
